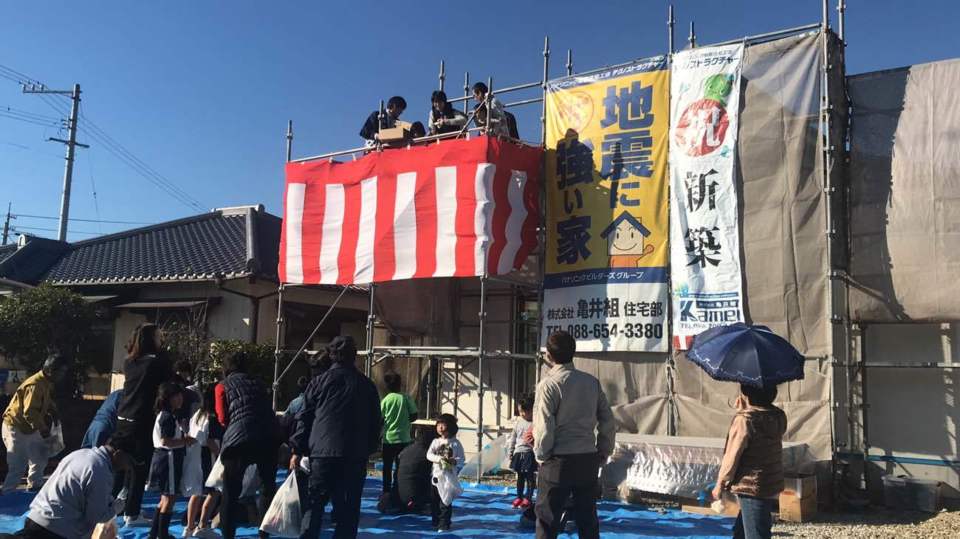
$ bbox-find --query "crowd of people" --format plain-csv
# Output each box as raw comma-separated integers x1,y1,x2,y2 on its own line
359,84,518,147
0,326,787,539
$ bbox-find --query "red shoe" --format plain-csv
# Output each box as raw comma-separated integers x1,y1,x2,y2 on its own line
511,497,524,508
520,498,532,508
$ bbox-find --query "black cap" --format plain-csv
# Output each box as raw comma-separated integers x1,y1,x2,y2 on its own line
42,354,68,374
328,336,357,364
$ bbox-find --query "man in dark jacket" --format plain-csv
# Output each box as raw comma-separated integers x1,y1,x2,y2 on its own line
359,96,406,143
291,336,382,538
394,421,436,514
218,352,281,539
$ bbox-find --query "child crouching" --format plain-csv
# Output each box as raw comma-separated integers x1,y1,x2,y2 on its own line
148,383,196,539
426,414,464,533
507,395,537,509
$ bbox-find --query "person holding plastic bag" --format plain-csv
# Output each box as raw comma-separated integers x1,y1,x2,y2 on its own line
259,472,302,537
290,336,382,539
8,442,130,538
218,352,282,539
426,414,465,533
1,354,69,494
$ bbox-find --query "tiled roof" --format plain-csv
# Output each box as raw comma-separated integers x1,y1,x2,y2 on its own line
43,208,281,285
0,244,16,265
0,206,283,286
0,236,69,284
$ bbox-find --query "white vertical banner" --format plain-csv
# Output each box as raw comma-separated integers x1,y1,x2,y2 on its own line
669,43,746,349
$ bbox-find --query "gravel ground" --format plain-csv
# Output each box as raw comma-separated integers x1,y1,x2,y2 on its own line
773,508,960,538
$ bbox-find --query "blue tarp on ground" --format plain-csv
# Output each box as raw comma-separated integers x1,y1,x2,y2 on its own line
0,476,733,538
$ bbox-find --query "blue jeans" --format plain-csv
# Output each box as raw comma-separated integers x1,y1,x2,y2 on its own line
733,495,775,539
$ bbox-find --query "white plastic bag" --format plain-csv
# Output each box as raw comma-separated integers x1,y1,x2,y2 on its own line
459,433,510,479
432,468,463,506
204,456,261,496
45,422,65,458
91,519,117,539
260,472,302,537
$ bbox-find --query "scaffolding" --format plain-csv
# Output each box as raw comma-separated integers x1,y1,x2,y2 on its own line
274,35,555,482
271,1,863,488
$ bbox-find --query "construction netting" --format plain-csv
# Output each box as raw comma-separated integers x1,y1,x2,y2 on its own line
847,58,960,322
579,31,838,462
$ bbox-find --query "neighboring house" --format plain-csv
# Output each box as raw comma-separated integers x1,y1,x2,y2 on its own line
0,205,369,396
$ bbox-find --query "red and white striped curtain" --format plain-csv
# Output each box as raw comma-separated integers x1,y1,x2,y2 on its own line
279,136,542,285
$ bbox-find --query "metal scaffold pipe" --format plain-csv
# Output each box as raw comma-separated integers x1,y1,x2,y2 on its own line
668,4,676,55
272,284,285,410
837,0,846,42
476,276,488,483
286,120,293,163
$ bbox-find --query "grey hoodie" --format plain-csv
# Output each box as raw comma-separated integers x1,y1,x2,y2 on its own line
28,447,115,538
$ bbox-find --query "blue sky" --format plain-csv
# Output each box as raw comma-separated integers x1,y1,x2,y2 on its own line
1,0,957,242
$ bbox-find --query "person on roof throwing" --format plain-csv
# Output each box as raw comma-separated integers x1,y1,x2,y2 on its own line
360,96,407,144
428,91,467,136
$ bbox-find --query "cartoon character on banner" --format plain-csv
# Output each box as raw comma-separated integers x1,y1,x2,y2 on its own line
601,211,654,268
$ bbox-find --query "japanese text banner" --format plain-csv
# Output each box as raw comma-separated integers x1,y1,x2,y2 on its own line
279,136,542,285
669,44,746,348
543,57,670,352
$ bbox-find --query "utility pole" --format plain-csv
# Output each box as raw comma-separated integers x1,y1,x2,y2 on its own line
2,203,11,245
22,83,89,241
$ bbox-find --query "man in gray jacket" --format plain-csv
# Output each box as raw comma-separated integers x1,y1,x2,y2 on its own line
6,443,129,538
532,330,615,539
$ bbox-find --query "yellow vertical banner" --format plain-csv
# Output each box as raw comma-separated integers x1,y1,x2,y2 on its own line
542,57,670,352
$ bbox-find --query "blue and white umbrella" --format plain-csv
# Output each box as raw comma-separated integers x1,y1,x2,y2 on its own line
686,323,804,388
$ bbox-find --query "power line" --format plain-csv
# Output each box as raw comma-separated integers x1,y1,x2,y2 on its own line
0,110,62,128
13,213,153,225
0,64,44,86
2,63,207,213
10,224,100,236
85,151,103,233
0,105,61,123
75,103,205,212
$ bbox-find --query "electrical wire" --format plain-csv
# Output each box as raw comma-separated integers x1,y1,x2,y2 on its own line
0,63,206,212
75,103,205,212
0,105,62,123
0,64,44,86
0,110,61,128
13,213,153,225
10,225,100,236
85,152,103,233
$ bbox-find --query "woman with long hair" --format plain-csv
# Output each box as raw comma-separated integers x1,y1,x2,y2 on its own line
111,323,175,528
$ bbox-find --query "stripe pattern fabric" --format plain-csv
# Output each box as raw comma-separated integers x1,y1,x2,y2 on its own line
279,136,542,285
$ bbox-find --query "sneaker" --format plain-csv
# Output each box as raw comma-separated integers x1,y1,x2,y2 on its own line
124,515,152,527
192,528,219,538
511,497,524,508
437,525,451,533
182,526,196,538
520,498,532,508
